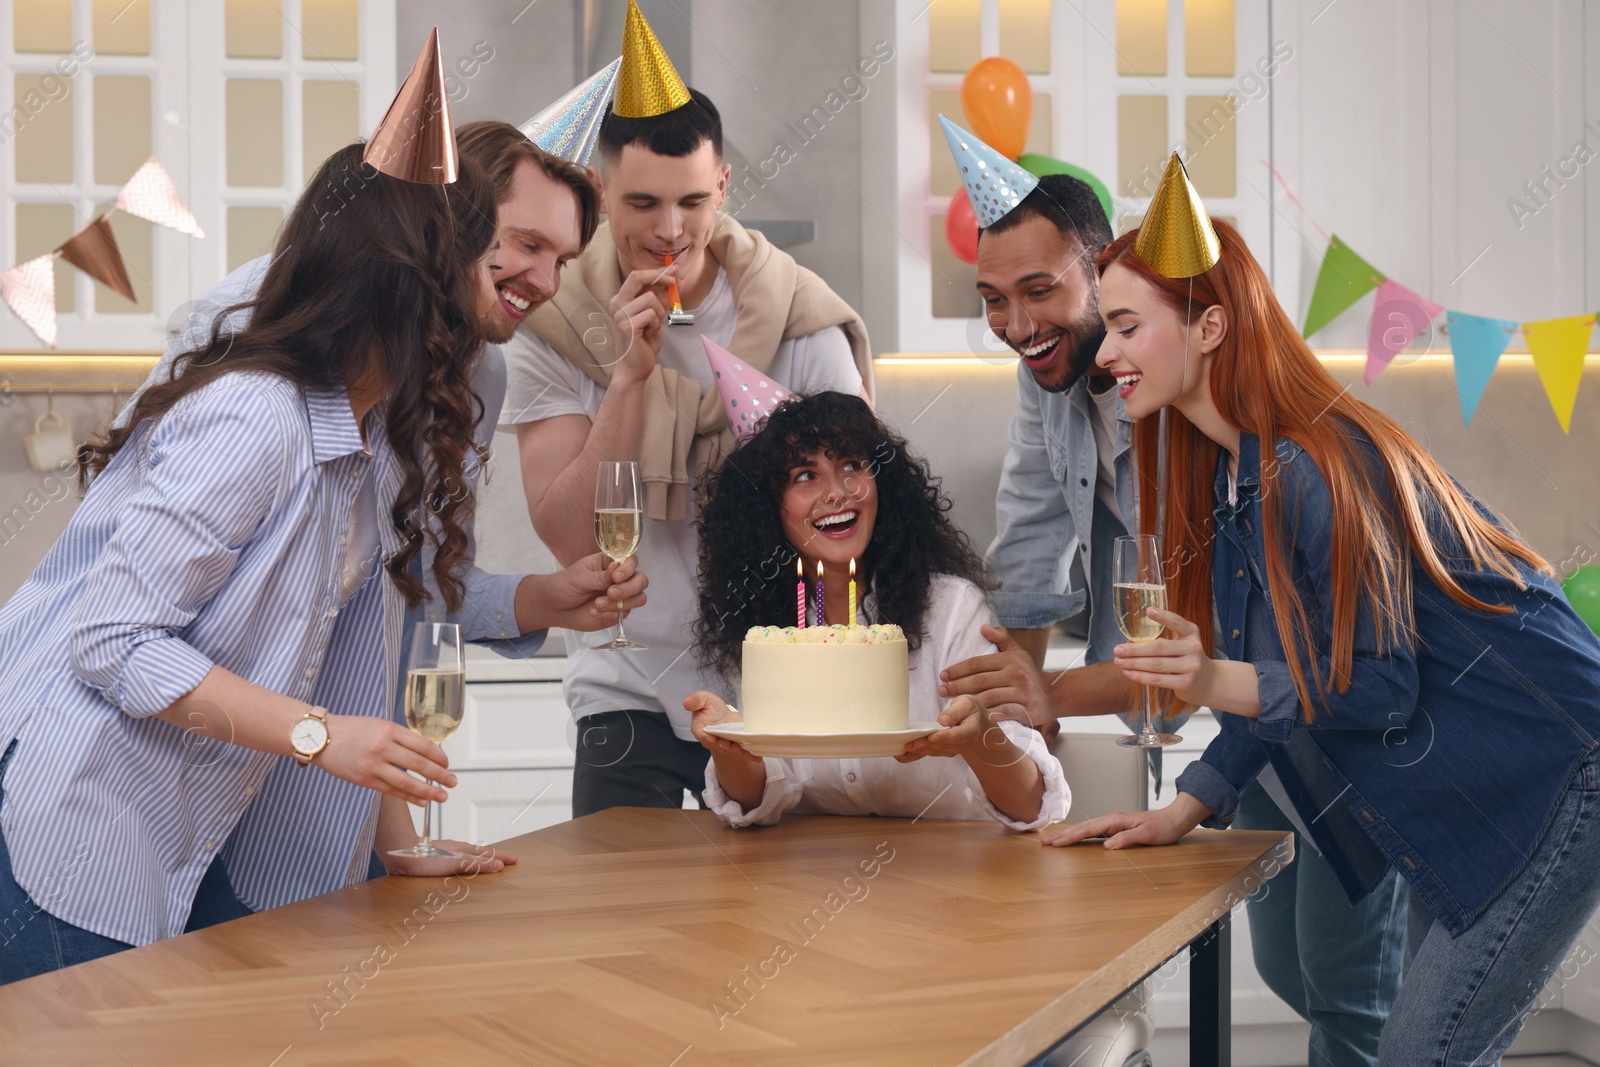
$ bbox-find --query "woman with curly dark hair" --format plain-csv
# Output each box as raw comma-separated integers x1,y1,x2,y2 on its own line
685,391,1069,830
0,143,528,983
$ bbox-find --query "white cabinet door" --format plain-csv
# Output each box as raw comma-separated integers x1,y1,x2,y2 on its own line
446,681,574,771
432,768,574,846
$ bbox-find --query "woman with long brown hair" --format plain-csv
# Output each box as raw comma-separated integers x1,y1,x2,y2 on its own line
0,144,508,984
1048,194,1600,1060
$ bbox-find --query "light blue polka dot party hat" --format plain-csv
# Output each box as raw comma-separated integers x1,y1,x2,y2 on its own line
937,114,1039,228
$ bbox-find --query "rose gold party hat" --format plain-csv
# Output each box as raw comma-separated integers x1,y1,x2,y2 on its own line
1133,152,1220,279
613,0,689,119
364,27,458,183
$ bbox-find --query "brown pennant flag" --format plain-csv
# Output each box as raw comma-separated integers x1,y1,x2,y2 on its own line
56,214,135,302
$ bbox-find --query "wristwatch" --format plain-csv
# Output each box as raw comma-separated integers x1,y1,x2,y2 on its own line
290,706,331,767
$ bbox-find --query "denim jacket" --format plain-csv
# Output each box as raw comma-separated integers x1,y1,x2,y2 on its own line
1174,432,1600,934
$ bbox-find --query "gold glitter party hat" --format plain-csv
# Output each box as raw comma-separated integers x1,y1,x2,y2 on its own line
1133,153,1220,279
613,0,690,119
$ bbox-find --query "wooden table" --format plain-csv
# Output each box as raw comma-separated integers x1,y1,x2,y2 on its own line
0,810,1291,1066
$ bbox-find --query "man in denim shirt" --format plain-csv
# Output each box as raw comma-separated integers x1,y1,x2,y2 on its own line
941,173,1404,1066
939,174,1162,735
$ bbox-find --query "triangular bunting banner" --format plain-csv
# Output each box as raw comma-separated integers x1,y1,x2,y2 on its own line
1446,311,1518,424
1523,314,1595,433
57,215,135,302
1365,279,1443,384
1303,234,1385,339
0,255,58,347
114,157,204,237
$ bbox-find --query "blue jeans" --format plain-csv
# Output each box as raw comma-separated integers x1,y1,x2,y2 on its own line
1378,751,1600,1065
0,741,251,985
1235,779,1408,1067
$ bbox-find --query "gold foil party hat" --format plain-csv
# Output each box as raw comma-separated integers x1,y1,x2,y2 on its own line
364,27,458,183
1133,153,1220,279
613,0,690,118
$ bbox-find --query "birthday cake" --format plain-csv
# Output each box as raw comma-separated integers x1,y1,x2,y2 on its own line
740,625,910,734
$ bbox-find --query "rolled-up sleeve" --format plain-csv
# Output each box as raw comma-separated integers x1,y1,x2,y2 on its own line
969,719,1072,832
987,362,1080,629
703,756,805,828
69,379,291,716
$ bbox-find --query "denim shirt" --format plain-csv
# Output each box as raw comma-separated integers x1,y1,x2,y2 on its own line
987,361,1188,739
1174,432,1600,934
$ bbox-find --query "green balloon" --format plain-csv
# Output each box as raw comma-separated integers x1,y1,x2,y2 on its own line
1562,565,1600,635
1016,153,1115,223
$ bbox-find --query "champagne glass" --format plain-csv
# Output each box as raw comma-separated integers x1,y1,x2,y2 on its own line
388,622,465,858
594,460,647,651
1113,535,1182,748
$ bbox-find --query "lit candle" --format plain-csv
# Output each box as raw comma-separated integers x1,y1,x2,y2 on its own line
796,556,806,628
848,558,857,627
815,560,825,627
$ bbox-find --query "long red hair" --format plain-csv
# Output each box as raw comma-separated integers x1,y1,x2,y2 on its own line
1098,220,1550,721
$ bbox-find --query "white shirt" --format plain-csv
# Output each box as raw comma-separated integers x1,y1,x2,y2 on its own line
703,576,1071,831
500,266,866,739
1088,379,1124,527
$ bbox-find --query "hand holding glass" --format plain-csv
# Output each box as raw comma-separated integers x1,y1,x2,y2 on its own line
1113,535,1182,748
388,622,465,858
594,461,646,651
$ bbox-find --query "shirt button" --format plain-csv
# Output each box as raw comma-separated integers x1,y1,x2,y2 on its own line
1079,478,1088,487
495,612,504,622
845,772,857,782
304,666,315,680
1235,569,1245,579
202,840,217,852
1231,628,1241,639
1080,544,1087,553
243,786,256,798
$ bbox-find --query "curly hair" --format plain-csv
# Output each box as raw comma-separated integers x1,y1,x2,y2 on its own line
693,391,993,681
80,143,498,612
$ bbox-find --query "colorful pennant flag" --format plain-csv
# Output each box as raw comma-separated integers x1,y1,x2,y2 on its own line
1365,279,1443,384
0,255,58,347
115,157,204,237
1523,314,1595,433
56,214,135,302
1303,234,1385,339
1446,311,1518,424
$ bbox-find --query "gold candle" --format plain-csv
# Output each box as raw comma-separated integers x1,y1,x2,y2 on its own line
848,558,857,627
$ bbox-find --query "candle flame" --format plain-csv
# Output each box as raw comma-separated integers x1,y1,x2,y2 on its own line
817,560,824,579
849,557,856,577
797,556,804,578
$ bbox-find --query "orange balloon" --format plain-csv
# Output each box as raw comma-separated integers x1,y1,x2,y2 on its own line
961,57,1032,160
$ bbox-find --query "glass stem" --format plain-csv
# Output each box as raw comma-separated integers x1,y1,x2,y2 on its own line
1141,684,1156,738
420,791,435,847
613,596,628,642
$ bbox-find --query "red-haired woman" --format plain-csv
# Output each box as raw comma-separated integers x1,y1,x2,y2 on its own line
1048,219,1600,1065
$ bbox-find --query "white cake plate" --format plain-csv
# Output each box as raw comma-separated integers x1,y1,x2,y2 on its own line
704,722,943,759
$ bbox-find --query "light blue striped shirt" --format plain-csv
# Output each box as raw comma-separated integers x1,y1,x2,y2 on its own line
0,371,412,946
49,254,549,929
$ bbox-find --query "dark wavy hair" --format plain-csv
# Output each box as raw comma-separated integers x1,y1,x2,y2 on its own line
693,391,993,681
80,143,498,612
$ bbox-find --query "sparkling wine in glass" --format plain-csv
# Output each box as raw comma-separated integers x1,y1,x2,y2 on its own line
388,622,465,858
594,461,646,651
1113,534,1182,748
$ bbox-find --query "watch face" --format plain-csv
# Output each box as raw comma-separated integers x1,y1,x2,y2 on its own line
291,717,328,756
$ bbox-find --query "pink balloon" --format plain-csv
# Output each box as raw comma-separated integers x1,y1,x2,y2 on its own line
945,188,979,264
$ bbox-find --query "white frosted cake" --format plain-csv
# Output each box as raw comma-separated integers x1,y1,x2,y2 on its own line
740,624,910,734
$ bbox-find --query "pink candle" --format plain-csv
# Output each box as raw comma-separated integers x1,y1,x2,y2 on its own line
796,557,806,628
